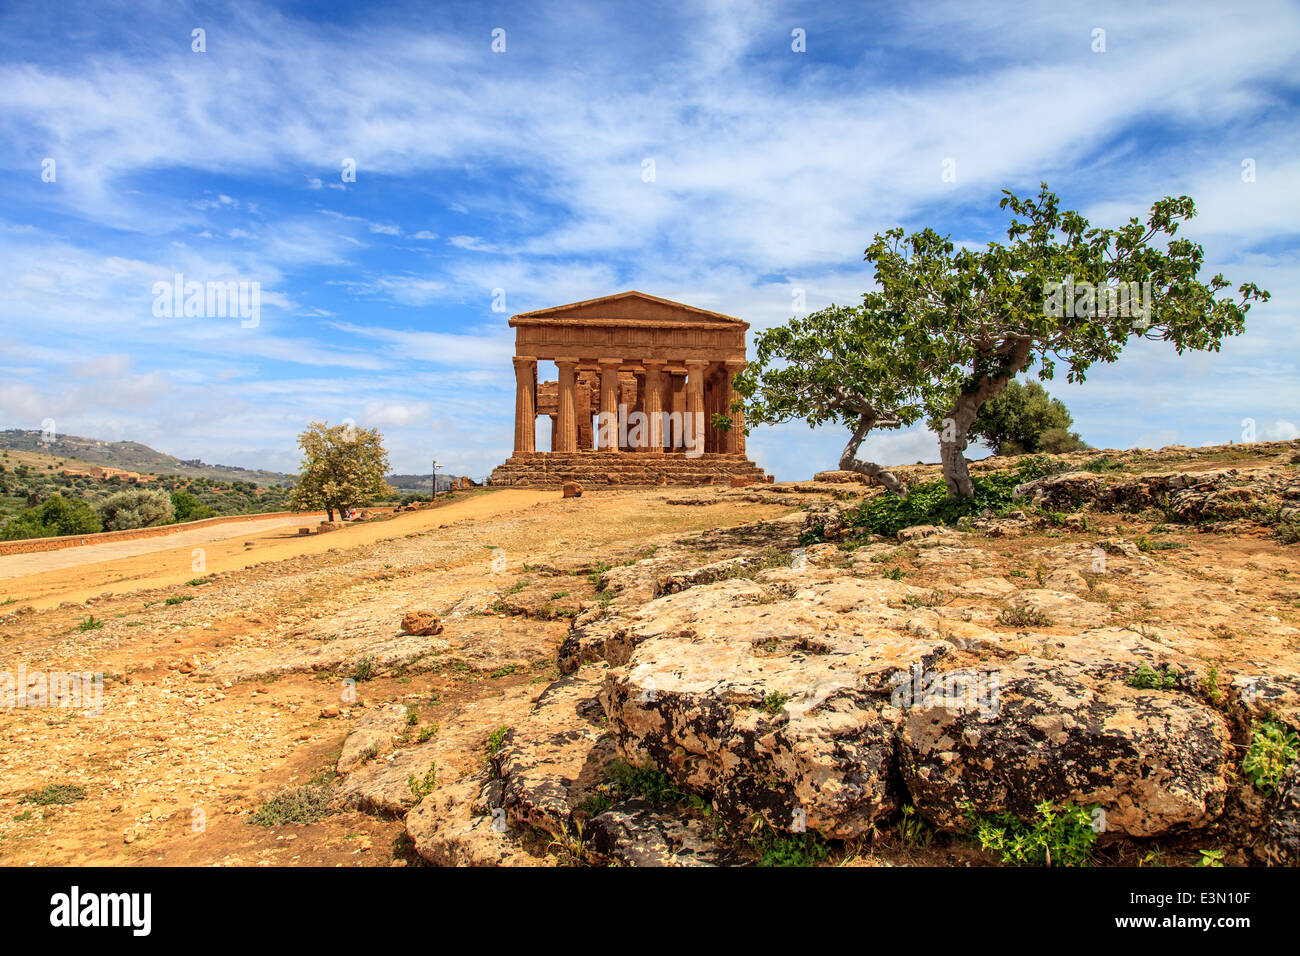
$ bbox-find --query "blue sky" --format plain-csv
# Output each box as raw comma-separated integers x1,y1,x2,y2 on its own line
1,0,1297,481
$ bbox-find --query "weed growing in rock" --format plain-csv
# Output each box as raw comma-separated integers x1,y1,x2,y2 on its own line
1138,535,1186,552
20,784,86,806
996,606,1053,628
896,804,932,848
586,562,611,588
1198,666,1224,705
348,656,376,682
1242,719,1299,796
1081,455,1125,473
967,801,1098,866
486,725,510,766
751,820,829,867
250,772,336,826
76,616,103,632
605,759,687,804
407,763,438,801
1125,664,1177,690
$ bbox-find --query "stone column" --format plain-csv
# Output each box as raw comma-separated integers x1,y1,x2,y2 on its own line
703,375,717,454
643,359,665,454
666,371,682,450
685,360,708,457
513,356,536,453
598,359,621,452
631,370,647,451
555,358,578,453
723,361,745,454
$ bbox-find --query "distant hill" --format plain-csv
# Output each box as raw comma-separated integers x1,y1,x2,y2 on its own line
0,429,295,487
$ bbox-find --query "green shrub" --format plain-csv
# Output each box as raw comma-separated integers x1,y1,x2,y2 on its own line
836,458,1065,539
407,764,438,801
97,488,174,531
0,494,102,540
249,780,336,826
968,800,1098,866
753,827,830,867
972,380,1087,456
170,490,218,523
1081,455,1125,473
486,724,510,759
348,657,377,682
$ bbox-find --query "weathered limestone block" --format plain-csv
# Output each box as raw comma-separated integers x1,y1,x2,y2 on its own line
899,658,1232,836
495,666,617,837
406,772,547,867
1012,472,1105,509
599,577,954,838
1263,763,1300,865
602,630,947,838
337,703,409,773
1002,588,1112,628
586,798,729,866
339,686,535,816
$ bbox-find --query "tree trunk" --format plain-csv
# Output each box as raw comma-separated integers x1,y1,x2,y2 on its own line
938,398,978,499
840,413,908,496
939,341,1032,499
326,507,335,522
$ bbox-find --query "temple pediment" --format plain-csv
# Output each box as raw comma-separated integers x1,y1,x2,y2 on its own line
510,291,746,328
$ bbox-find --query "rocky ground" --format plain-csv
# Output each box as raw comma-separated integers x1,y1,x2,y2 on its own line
2,439,1298,866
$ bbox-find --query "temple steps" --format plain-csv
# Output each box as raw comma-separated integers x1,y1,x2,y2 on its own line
488,452,768,487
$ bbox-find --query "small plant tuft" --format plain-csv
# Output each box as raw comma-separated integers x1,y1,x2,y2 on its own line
996,606,1053,628
1242,719,1299,796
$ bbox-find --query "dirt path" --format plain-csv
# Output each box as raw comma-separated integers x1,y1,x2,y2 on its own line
0,489,556,610
0,515,316,579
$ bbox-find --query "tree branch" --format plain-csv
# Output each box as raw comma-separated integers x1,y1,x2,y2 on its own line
838,412,908,495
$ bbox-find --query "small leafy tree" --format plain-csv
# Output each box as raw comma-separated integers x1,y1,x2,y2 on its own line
170,489,217,523
972,379,1087,456
1,494,102,540
864,183,1267,497
735,305,958,494
289,421,391,521
97,488,175,530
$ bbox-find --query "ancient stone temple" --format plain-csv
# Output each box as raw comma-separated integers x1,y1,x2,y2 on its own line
488,291,768,486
